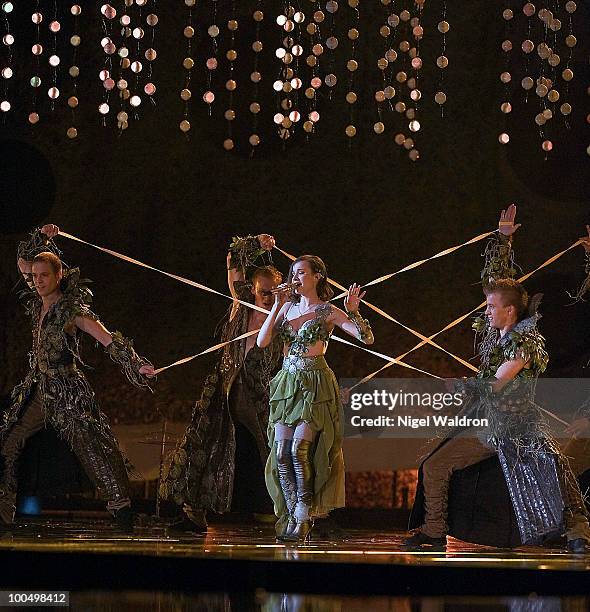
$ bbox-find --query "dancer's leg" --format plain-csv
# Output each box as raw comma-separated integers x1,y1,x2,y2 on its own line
0,389,45,523
420,433,495,539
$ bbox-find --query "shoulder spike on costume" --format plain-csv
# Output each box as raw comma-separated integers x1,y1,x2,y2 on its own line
61,268,94,304
502,314,549,373
527,293,543,318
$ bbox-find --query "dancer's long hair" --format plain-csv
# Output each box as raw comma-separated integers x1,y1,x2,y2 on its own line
287,255,334,302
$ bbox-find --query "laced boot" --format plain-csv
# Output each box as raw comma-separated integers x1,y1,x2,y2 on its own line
275,440,298,541
283,438,314,543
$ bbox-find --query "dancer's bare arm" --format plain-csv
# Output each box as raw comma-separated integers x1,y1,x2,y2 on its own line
490,357,529,392
74,316,155,377
227,253,243,298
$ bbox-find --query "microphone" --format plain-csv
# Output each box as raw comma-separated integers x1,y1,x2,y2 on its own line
271,280,302,294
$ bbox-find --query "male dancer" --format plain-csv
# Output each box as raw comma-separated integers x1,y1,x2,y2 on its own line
563,226,590,479
406,205,590,552
160,234,283,532
1,224,155,530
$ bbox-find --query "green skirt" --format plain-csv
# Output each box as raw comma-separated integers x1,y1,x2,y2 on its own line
265,355,345,531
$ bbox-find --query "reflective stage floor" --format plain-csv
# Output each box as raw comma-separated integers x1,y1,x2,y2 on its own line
0,519,589,599
30,591,590,611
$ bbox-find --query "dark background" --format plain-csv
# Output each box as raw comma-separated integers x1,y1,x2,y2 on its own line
1,1,589,425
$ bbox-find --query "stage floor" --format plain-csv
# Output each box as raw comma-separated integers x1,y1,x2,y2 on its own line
24,591,590,611
0,519,588,569
0,520,589,596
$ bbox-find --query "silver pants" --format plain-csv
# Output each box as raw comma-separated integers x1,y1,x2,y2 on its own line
1,389,130,511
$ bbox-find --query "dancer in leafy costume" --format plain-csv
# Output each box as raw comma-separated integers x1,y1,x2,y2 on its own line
160,234,284,532
567,225,590,306
563,226,590,479
406,205,590,552
257,255,374,542
1,225,155,530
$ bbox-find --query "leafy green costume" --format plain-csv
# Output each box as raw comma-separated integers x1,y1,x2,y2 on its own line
159,236,283,513
410,232,589,544
2,229,152,511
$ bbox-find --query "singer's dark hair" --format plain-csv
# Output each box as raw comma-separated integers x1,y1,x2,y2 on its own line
287,255,334,302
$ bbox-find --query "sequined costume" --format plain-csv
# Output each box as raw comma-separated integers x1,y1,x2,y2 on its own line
0,229,152,520
159,237,283,514
410,233,590,545
265,303,348,535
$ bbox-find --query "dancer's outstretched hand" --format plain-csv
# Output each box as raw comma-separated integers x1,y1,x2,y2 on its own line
579,225,590,253
498,204,521,236
344,283,366,313
140,364,156,378
257,234,275,251
41,224,60,238
564,416,590,438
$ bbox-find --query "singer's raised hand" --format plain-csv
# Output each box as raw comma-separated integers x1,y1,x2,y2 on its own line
344,283,366,313
271,280,301,295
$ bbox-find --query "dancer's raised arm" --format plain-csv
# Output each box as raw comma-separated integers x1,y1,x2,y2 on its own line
17,224,61,288
481,203,520,287
227,233,275,320
568,225,590,302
